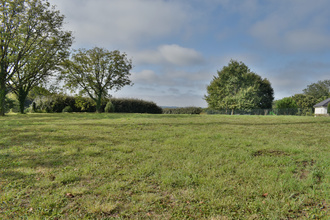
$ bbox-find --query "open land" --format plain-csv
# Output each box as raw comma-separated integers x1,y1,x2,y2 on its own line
0,113,329,219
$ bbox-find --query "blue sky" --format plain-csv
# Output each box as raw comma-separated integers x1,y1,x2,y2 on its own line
50,0,330,107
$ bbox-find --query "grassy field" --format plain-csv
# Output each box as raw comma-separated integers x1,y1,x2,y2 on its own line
0,113,329,219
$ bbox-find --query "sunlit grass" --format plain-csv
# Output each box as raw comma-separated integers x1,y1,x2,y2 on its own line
0,113,329,219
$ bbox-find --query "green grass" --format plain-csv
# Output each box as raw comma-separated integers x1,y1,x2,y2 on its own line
0,113,329,219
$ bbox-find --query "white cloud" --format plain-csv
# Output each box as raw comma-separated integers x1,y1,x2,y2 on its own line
131,68,210,88
132,44,205,66
131,70,159,84
266,59,330,99
159,44,205,66
284,29,330,51
115,87,207,107
212,53,262,73
249,0,330,52
51,0,192,47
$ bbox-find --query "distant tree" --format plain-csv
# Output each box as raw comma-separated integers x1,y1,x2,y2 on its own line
27,86,53,101
74,96,96,112
4,94,18,113
303,80,330,101
104,101,115,113
291,94,318,109
61,47,133,113
205,60,274,114
0,0,73,115
275,97,298,115
276,97,297,109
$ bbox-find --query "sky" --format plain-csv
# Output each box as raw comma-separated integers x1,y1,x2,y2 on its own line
50,0,330,107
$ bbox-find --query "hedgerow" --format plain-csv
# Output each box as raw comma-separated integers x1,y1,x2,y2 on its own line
162,107,202,114
32,94,78,113
32,95,162,114
110,98,162,114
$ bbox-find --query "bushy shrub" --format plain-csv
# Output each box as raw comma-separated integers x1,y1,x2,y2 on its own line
296,108,313,116
275,97,298,115
328,104,330,115
51,95,77,112
5,95,19,113
74,96,97,112
163,107,202,114
104,101,115,113
33,94,78,113
110,98,162,114
31,102,37,113
24,107,31,114
62,106,73,113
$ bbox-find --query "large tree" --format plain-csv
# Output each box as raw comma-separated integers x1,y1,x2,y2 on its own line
0,0,73,115
8,27,72,114
205,60,274,114
303,79,330,101
61,47,133,113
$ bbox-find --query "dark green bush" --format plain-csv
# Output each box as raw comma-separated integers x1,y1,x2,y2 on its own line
74,96,97,112
328,104,330,115
5,95,19,113
32,96,162,114
24,107,31,114
275,97,298,115
104,101,115,113
163,107,202,114
31,102,37,113
33,94,78,113
62,106,73,113
110,98,162,114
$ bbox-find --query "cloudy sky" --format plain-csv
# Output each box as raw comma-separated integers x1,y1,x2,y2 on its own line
50,0,330,107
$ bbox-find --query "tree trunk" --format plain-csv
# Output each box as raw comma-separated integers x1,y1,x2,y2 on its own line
0,79,6,116
17,88,28,114
95,93,102,113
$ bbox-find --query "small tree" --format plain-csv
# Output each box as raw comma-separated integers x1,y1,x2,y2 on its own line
328,103,330,115
104,101,115,113
275,97,298,115
61,47,133,113
62,106,73,113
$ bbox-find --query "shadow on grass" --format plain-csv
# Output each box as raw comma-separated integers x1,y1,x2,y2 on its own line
0,170,30,180
0,150,81,186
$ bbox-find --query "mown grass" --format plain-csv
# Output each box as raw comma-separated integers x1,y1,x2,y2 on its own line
0,113,329,219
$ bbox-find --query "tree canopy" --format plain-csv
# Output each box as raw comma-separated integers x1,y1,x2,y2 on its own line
291,94,318,109
205,60,274,114
0,0,73,115
303,79,330,101
275,97,297,109
61,47,133,113
274,97,298,115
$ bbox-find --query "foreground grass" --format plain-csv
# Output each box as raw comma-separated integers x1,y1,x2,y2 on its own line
0,113,329,219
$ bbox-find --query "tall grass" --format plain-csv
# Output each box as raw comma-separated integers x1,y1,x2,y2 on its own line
0,113,329,219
